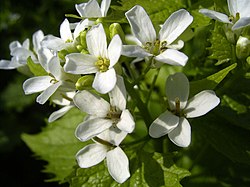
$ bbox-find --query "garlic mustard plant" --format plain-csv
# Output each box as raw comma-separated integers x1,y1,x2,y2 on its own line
1,0,248,186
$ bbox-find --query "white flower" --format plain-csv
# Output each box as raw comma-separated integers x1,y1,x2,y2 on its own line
0,30,44,69
75,0,111,18
199,0,250,30
74,76,135,141
64,23,122,94
122,5,193,66
23,48,72,104
42,18,90,51
76,126,130,183
149,72,220,147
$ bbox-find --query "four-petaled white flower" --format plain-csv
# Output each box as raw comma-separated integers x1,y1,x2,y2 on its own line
76,126,130,184
23,48,72,104
0,30,44,69
64,23,122,94
74,76,135,141
75,0,111,18
122,5,193,66
199,0,250,30
149,72,220,147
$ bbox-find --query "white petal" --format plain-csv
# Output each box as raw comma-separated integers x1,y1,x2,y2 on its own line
22,39,30,49
227,0,237,17
166,40,184,50
149,110,179,138
11,47,35,60
235,0,250,18
73,19,91,38
32,30,44,52
37,48,53,72
98,126,127,146
36,81,62,104
64,53,98,74
0,59,23,69
73,90,110,116
75,0,102,18
75,118,112,141
155,49,188,66
87,23,107,58
93,68,117,94
41,35,70,51
122,45,152,58
109,76,126,110
23,76,52,94
166,72,189,110
106,147,130,184
232,17,250,30
60,19,73,41
9,41,21,51
117,109,135,133
108,34,122,68
168,117,191,147
48,56,62,80
76,144,108,168
48,105,74,123
125,5,156,45
185,90,220,118
159,9,193,44
199,9,230,23
100,0,111,16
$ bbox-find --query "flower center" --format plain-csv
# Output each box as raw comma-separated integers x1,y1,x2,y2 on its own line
49,73,59,84
171,97,185,117
95,57,110,72
229,12,240,24
143,39,168,55
106,106,121,124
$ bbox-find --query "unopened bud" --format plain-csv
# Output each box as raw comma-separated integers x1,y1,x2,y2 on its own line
79,30,87,49
109,23,125,43
75,75,94,90
236,36,250,59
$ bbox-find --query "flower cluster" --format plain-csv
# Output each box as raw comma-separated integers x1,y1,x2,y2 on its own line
0,0,226,184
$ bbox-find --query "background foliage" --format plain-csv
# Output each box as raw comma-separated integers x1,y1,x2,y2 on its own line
0,0,250,186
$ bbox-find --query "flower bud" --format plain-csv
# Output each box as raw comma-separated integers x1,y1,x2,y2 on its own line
236,36,250,59
109,23,125,43
79,30,87,49
75,75,94,90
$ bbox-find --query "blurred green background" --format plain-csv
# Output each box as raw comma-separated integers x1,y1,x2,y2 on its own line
0,0,83,186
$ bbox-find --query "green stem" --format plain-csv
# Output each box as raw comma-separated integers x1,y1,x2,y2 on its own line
132,57,153,86
124,78,152,127
145,68,160,105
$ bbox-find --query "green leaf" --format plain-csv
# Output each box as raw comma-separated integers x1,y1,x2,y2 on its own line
21,108,87,182
190,63,237,96
27,56,47,76
112,0,184,24
208,22,233,65
194,113,250,165
190,9,211,28
222,95,247,114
